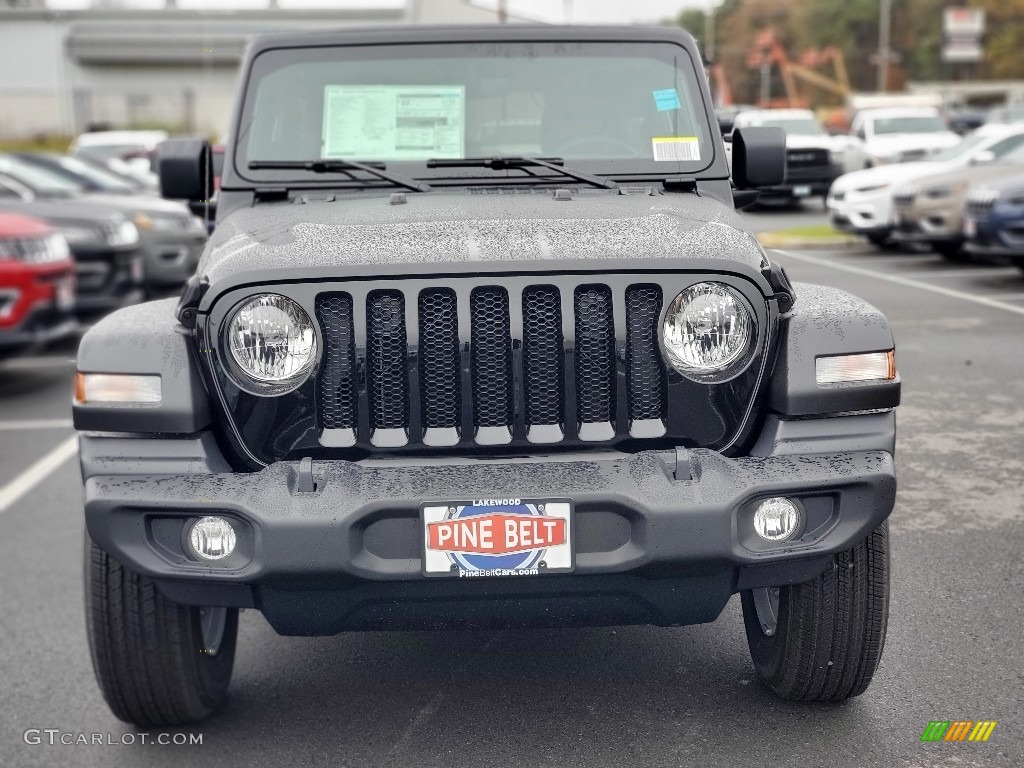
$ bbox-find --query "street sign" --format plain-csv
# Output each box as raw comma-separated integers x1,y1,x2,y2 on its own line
943,7,985,63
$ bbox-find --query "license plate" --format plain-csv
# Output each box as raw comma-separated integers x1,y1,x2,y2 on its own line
55,277,75,311
964,217,976,238
793,185,811,197
421,498,573,578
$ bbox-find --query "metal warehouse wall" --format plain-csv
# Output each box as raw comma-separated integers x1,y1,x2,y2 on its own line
0,0,511,140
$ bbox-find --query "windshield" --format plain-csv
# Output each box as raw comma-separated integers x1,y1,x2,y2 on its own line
987,107,1024,124
871,116,947,135
238,41,714,183
76,144,147,160
0,157,84,195
929,132,989,162
28,155,137,194
739,117,824,136
58,156,137,192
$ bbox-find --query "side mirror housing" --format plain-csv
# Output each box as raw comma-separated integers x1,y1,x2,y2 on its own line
157,138,213,202
970,150,996,166
731,126,786,189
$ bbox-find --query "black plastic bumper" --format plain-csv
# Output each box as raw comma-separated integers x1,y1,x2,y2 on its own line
0,306,77,350
83,430,897,633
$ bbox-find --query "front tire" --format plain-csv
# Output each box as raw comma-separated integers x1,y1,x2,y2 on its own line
741,521,890,701
935,242,969,262
866,232,896,251
84,534,238,726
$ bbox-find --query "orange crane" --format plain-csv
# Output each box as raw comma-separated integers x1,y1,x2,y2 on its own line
746,29,851,108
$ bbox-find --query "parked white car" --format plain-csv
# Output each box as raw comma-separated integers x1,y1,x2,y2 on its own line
827,123,1024,247
847,107,960,169
731,109,857,199
69,130,168,192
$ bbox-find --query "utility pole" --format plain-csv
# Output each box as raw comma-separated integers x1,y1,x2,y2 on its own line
497,0,507,24
704,0,716,62
877,0,893,92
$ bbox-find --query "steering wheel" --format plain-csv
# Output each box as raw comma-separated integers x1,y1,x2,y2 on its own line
554,135,641,158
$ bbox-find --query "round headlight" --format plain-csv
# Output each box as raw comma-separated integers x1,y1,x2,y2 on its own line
662,283,753,382
226,293,317,395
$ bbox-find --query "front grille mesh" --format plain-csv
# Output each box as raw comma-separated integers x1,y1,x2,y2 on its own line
470,287,513,428
314,280,681,448
625,286,665,421
418,288,461,429
522,286,564,426
366,290,408,430
316,294,357,429
574,286,616,424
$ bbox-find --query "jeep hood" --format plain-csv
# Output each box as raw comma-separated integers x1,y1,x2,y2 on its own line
199,191,767,295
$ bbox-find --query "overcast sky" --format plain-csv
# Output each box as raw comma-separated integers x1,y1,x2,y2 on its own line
44,0,714,24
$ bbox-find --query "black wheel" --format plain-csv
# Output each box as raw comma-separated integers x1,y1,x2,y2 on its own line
741,521,890,702
935,243,969,262
84,533,238,726
866,232,896,251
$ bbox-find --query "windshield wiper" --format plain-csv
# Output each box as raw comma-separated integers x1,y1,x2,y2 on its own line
248,159,432,193
426,156,618,190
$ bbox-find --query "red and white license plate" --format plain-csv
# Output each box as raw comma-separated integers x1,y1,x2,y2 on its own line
964,217,977,238
421,498,573,578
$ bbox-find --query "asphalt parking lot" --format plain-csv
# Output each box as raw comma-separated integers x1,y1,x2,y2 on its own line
1,203,1022,768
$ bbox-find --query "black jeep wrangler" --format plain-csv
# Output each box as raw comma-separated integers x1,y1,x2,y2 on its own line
74,26,900,726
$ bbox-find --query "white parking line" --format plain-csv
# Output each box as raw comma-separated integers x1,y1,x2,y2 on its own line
777,250,1024,318
0,435,78,515
911,268,1020,279
0,419,73,431
0,356,75,371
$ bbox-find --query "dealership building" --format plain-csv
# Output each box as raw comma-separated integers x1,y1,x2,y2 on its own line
0,0,530,141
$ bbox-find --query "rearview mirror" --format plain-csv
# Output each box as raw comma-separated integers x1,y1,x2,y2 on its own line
731,127,786,189
157,138,213,202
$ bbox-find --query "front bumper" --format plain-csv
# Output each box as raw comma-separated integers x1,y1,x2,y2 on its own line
827,191,893,236
72,246,145,313
0,305,78,350
760,166,840,200
83,421,897,633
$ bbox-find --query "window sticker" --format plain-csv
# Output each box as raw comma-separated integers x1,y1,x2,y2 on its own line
651,136,700,162
652,88,682,112
322,85,465,160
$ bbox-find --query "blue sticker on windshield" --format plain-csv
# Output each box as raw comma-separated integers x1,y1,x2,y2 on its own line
653,88,682,112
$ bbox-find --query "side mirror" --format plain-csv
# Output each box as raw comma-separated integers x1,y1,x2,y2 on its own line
157,138,213,202
970,150,996,166
731,126,786,189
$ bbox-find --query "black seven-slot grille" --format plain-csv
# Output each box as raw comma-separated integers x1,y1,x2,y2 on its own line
315,283,667,449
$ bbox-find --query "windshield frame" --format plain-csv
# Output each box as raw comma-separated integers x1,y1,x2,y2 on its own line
230,36,721,189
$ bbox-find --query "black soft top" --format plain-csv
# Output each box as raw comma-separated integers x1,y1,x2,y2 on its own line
245,24,699,54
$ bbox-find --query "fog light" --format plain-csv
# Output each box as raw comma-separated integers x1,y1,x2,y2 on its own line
189,516,236,561
753,498,801,542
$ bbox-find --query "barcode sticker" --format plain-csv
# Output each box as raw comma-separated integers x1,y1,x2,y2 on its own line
651,136,700,162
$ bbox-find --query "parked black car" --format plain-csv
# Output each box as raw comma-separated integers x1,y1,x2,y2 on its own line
8,154,207,292
963,174,1024,268
0,163,143,313
74,25,899,727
